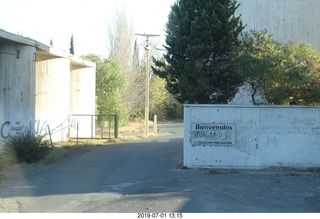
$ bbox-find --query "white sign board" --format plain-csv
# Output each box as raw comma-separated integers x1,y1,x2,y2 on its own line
191,123,236,146
184,104,320,169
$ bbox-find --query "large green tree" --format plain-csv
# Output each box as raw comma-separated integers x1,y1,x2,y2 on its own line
153,0,244,104
234,30,320,105
149,74,171,121
84,54,130,126
265,42,320,105
234,30,282,104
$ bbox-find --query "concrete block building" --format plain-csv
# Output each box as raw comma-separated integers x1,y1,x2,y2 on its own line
0,29,96,142
237,0,320,50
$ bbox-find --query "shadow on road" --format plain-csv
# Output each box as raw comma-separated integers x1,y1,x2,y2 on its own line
1,123,320,213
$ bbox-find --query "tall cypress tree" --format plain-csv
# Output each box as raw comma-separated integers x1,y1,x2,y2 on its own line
153,0,244,104
70,35,74,55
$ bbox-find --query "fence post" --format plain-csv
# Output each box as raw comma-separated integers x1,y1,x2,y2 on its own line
108,117,111,139
47,125,54,148
114,113,118,139
76,121,79,146
91,115,93,139
153,115,157,134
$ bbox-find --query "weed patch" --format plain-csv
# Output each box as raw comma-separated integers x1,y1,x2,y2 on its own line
3,131,51,164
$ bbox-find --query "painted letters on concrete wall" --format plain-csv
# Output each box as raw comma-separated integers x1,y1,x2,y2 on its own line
184,105,320,169
191,123,236,146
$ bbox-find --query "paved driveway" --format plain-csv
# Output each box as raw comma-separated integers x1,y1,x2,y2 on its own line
0,122,320,213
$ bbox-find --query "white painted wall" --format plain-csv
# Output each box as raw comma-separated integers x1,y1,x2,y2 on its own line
0,43,36,139
35,55,70,141
70,63,96,115
69,60,96,138
35,52,96,141
1,30,96,143
184,105,320,169
229,83,267,105
237,0,320,50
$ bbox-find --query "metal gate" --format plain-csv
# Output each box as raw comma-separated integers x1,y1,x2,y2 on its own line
69,114,118,139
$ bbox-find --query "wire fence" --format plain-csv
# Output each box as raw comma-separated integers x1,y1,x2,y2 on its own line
0,114,119,145
70,114,118,139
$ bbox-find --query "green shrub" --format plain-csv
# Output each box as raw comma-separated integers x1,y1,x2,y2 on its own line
3,131,51,164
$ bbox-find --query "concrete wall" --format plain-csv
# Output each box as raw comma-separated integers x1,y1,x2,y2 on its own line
0,42,36,139
70,62,96,115
35,53,70,141
237,0,320,50
184,105,320,169
229,83,267,105
35,52,96,141
69,58,96,138
1,29,96,143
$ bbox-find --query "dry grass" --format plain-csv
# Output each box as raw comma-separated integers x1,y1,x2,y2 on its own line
118,119,148,138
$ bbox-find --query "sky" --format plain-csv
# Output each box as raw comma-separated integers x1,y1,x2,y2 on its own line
0,0,176,58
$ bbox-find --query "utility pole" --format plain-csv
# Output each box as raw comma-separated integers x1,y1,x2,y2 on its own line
135,33,160,136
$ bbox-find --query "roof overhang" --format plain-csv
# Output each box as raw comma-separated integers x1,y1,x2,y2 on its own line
1,29,95,68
